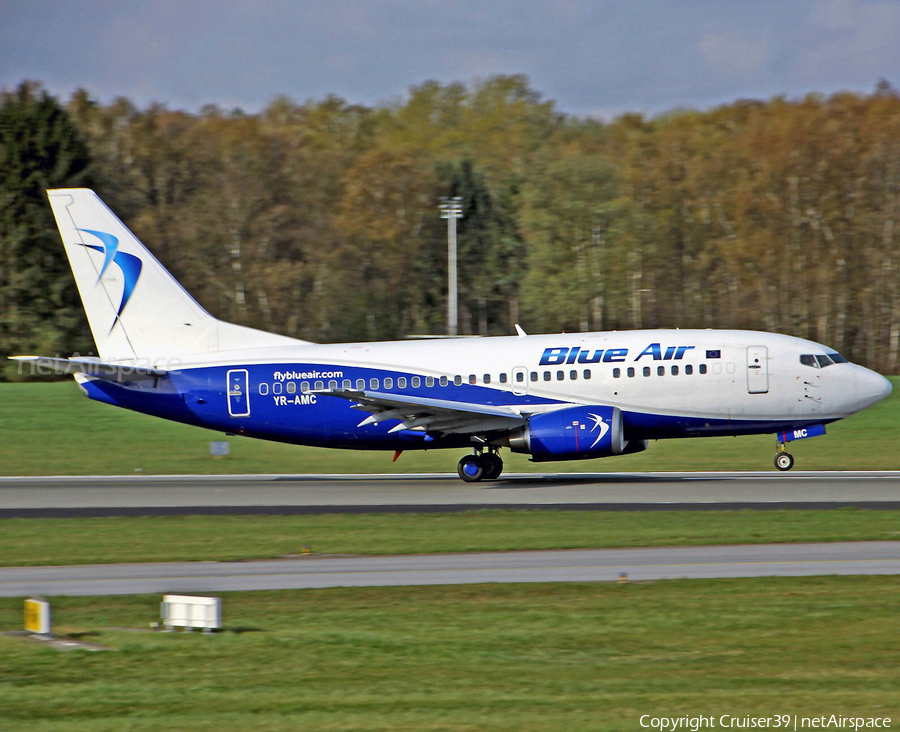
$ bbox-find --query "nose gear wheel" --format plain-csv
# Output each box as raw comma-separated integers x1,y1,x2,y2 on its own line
775,451,794,471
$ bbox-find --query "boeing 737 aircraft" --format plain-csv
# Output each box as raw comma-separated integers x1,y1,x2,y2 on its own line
12,189,893,481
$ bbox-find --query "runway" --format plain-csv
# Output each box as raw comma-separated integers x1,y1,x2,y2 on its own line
2,542,897,597
3,473,897,597
1,471,899,517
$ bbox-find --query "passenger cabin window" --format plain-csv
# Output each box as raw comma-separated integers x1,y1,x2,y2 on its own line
657,366,665,376
287,382,296,394
530,372,538,382
342,379,351,389
412,376,421,388
426,376,434,387
483,374,491,384
369,378,379,389
469,374,476,385
259,383,269,395
384,377,393,389
543,371,551,381
273,382,283,394
613,368,621,379
583,369,591,380
440,376,448,387
671,365,679,376
627,367,635,378
643,367,651,377
453,375,462,386
328,380,337,390
699,364,707,375
315,380,324,390
569,370,577,380
356,378,365,390
301,381,310,393
398,377,407,389
685,365,693,375
557,371,564,381
515,372,524,383
500,373,508,384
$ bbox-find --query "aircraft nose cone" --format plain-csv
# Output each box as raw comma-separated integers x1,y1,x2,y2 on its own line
856,366,892,411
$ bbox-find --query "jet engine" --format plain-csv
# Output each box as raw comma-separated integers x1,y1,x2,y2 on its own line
506,405,632,462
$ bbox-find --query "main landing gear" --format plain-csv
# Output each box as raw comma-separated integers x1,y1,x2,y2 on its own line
457,449,504,482
774,442,794,471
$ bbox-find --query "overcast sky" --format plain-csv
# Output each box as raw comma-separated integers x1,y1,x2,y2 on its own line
1,0,897,118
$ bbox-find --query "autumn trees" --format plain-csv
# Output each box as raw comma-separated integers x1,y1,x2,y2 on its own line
0,82,94,366
1,76,899,378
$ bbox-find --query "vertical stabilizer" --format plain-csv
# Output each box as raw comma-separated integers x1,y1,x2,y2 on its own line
47,189,306,362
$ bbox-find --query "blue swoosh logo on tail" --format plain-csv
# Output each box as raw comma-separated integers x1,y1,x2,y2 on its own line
78,229,142,332
80,228,118,278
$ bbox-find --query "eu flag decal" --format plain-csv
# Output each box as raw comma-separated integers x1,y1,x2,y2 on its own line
706,349,721,359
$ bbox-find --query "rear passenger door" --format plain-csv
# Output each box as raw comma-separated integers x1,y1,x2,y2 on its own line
227,368,251,416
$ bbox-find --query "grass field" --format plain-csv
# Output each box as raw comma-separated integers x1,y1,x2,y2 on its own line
2,509,899,567
0,578,897,731
0,379,898,475
2,383,898,729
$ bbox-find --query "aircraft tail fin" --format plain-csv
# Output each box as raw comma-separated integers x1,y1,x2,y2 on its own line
47,189,307,363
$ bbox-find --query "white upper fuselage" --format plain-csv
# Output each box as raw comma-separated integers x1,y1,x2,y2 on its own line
143,328,890,425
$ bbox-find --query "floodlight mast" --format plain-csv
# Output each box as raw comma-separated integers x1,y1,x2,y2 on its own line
440,197,464,336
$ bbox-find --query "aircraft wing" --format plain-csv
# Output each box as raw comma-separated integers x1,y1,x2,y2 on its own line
314,388,529,435
9,356,166,382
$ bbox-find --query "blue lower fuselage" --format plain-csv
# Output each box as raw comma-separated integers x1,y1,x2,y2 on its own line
80,361,831,453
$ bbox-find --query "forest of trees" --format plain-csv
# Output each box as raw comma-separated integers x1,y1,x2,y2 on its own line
1,76,899,379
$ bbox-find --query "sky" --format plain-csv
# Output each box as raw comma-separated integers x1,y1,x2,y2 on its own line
1,0,898,119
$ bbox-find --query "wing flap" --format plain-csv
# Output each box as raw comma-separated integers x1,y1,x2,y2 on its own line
314,388,527,435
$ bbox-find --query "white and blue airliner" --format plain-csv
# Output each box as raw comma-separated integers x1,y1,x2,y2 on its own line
13,189,893,480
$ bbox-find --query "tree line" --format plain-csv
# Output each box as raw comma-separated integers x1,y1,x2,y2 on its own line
1,76,899,379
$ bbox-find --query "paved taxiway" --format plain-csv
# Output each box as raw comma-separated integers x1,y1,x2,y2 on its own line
1,471,899,516
1,542,897,597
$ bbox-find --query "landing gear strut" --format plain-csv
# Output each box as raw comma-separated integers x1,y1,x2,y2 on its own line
774,443,794,471
457,449,504,483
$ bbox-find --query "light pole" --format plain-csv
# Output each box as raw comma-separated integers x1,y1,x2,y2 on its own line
440,196,463,336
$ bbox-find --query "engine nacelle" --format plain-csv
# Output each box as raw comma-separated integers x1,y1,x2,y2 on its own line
507,405,627,462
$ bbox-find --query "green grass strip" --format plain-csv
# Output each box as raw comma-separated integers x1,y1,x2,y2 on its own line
2,509,899,566
0,577,897,730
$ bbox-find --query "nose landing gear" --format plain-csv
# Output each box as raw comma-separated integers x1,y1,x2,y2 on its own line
774,443,794,471
457,449,504,482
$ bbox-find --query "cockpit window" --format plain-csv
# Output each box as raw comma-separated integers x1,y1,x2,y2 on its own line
800,352,849,368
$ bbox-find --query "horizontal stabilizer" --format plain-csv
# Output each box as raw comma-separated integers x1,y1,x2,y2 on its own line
9,356,166,382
